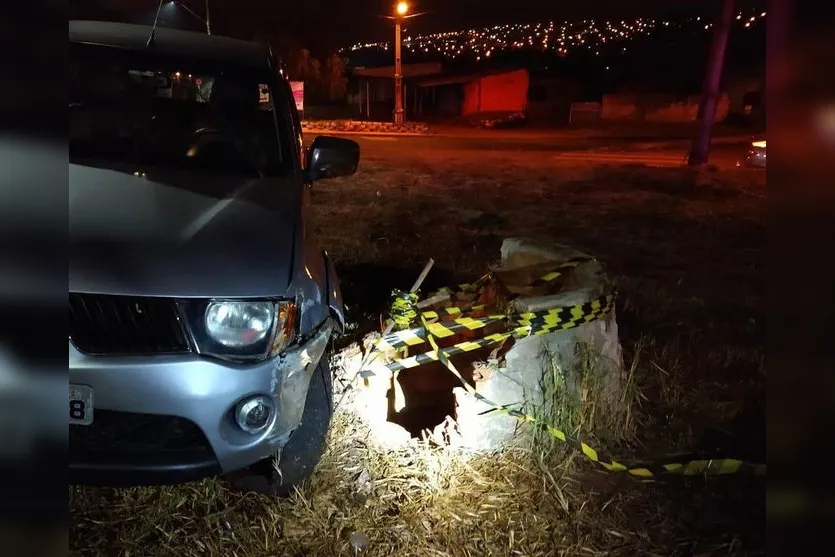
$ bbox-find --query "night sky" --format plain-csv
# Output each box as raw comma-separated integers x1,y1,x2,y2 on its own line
79,0,766,55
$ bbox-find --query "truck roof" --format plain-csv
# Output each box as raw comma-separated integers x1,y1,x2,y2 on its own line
69,20,274,71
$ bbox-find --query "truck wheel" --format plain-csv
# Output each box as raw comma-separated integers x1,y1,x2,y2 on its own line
227,354,333,496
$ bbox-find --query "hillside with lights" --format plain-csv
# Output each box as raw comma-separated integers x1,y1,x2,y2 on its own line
343,9,765,92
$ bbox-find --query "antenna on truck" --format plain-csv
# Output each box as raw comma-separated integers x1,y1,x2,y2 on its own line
146,0,166,48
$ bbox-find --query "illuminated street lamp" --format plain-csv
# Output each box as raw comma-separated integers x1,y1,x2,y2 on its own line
393,2,409,125
385,2,423,125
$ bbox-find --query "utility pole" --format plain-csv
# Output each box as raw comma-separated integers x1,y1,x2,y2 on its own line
394,18,403,124
767,0,790,108
205,0,211,35
688,0,735,166
384,2,422,125
393,2,410,125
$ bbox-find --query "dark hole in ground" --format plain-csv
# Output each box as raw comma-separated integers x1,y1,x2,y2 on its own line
385,351,486,438
335,260,513,439
336,262,482,438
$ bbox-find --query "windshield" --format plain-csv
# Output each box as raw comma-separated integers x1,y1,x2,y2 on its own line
70,43,294,178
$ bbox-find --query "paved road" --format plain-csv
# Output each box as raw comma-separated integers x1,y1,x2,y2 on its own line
304,131,749,169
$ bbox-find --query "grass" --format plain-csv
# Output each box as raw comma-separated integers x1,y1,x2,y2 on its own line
531,338,640,450
70,153,765,556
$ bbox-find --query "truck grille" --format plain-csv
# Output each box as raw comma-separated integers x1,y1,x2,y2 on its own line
70,410,212,456
69,293,191,355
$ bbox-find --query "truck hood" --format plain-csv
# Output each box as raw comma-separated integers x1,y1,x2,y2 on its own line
69,161,302,298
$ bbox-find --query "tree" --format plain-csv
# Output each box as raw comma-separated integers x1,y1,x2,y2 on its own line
290,49,323,91
322,53,348,102
250,35,346,104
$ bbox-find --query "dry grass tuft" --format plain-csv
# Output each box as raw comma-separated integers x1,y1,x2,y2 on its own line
70,409,650,557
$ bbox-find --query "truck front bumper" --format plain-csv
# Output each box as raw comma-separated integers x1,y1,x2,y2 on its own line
68,319,333,486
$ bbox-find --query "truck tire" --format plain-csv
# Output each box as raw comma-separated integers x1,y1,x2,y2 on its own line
227,354,333,496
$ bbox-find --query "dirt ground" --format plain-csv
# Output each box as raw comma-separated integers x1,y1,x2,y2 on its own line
69,148,766,556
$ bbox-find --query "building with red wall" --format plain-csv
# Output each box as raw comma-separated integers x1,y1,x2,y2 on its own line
347,64,577,124
460,69,529,115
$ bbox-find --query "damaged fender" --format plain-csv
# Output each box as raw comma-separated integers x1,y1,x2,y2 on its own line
292,224,344,334
322,250,345,330
268,318,335,448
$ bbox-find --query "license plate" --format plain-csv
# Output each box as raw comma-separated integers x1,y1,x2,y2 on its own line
69,384,94,426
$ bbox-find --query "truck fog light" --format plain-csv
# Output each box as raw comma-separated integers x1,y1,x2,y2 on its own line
234,395,274,433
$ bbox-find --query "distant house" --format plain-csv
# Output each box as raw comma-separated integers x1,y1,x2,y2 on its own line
347,64,580,124
526,76,582,124
600,92,730,123
347,63,443,121
414,68,529,119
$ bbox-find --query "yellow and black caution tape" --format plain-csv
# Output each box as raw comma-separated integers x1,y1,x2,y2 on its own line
377,292,616,356
421,303,490,321
378,284,766,478
376,316,508,353
386,332,514,372
515,294,615,335
421,315,766,479
397,257,592,328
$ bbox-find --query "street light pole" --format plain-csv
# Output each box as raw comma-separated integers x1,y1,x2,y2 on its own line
392,2,410,125
385,2,424,125
394,17,403,125
205,0,211,35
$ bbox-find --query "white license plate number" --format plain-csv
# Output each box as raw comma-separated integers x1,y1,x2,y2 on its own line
69,385,94,426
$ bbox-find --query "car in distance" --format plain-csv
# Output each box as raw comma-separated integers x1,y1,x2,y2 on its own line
69,20,359,496
739,137,766,168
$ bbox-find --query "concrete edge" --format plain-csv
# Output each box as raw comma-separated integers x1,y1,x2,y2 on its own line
302,129,433,137
300,129,752,144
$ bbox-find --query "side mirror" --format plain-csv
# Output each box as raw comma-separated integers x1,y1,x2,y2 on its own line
306,136,360,181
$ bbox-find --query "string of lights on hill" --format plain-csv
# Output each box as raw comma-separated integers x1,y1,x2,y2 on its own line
344,10,766,62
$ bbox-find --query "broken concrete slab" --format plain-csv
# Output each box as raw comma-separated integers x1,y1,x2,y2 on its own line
333,237,625,453
453,238,624,451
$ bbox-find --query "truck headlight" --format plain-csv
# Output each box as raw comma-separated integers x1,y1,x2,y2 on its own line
205,301,274,348
179,299,297,362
